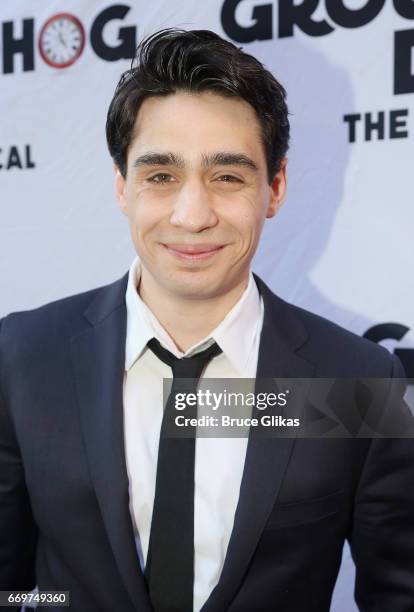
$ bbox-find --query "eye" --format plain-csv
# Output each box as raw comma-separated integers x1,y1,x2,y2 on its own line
216,174,243,183
147,173,175,184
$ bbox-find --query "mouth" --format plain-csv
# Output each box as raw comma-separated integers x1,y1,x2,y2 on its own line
162,243,225,261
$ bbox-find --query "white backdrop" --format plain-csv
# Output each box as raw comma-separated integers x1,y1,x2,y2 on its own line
1,2,414,610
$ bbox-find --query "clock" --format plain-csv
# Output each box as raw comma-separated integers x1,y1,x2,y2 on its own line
38,13,85,69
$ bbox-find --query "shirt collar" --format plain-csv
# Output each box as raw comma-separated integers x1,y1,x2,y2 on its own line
125,256,262,374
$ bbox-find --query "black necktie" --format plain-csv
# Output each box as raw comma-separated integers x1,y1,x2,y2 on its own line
145,337,223,612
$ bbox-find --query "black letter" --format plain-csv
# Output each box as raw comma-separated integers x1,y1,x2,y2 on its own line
364,111,385,141
394,29,414,94
364,323,414,379
7,147,22,170
25,145,35,169
2,19,34,74
326,0,385,28
221,0,272,43
389,109,409,138
394,0,414,19
90,5,136,61
343,114,361,143
279,0,334,38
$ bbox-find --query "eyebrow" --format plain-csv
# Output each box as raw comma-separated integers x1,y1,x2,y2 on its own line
133,152,185,169
202,152,258,172
132,151,259,172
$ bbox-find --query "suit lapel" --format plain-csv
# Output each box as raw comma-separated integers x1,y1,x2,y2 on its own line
202,275,315,612
70,275,152,612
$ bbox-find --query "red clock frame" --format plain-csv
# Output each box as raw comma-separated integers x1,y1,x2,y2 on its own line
38,13,86,69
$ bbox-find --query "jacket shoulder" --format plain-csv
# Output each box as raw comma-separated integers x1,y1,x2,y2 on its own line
289,301,398,377
0,274,128,367
255,274,396,377
2,285,101,338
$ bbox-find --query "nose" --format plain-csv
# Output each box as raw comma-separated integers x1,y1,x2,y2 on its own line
169,178,218,232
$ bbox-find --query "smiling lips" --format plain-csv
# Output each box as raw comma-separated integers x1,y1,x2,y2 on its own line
163,243,224,261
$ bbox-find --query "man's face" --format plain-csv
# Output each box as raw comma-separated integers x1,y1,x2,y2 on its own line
115,91,286,301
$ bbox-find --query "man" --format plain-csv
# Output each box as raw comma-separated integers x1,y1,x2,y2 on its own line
0,28,413,612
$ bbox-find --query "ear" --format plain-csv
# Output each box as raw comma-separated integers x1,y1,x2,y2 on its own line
114,165,128,216
266,157,287,219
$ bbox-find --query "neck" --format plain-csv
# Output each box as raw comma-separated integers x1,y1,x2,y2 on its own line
138,269,249,352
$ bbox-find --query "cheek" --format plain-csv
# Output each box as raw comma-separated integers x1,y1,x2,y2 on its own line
220,195,266,241
126,191,167,234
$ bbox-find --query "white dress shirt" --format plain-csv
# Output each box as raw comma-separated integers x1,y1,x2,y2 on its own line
123,256,264,611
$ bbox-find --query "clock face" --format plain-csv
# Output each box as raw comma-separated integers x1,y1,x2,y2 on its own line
39,13,85,68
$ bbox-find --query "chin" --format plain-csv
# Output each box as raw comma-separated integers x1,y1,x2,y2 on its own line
165,275,226,300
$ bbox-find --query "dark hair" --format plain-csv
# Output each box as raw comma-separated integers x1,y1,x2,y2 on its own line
106,28,289,183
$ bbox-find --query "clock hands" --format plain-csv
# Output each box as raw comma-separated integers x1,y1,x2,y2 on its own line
58,31,67,49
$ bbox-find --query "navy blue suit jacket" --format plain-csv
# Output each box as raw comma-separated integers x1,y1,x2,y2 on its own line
0,273,413,611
